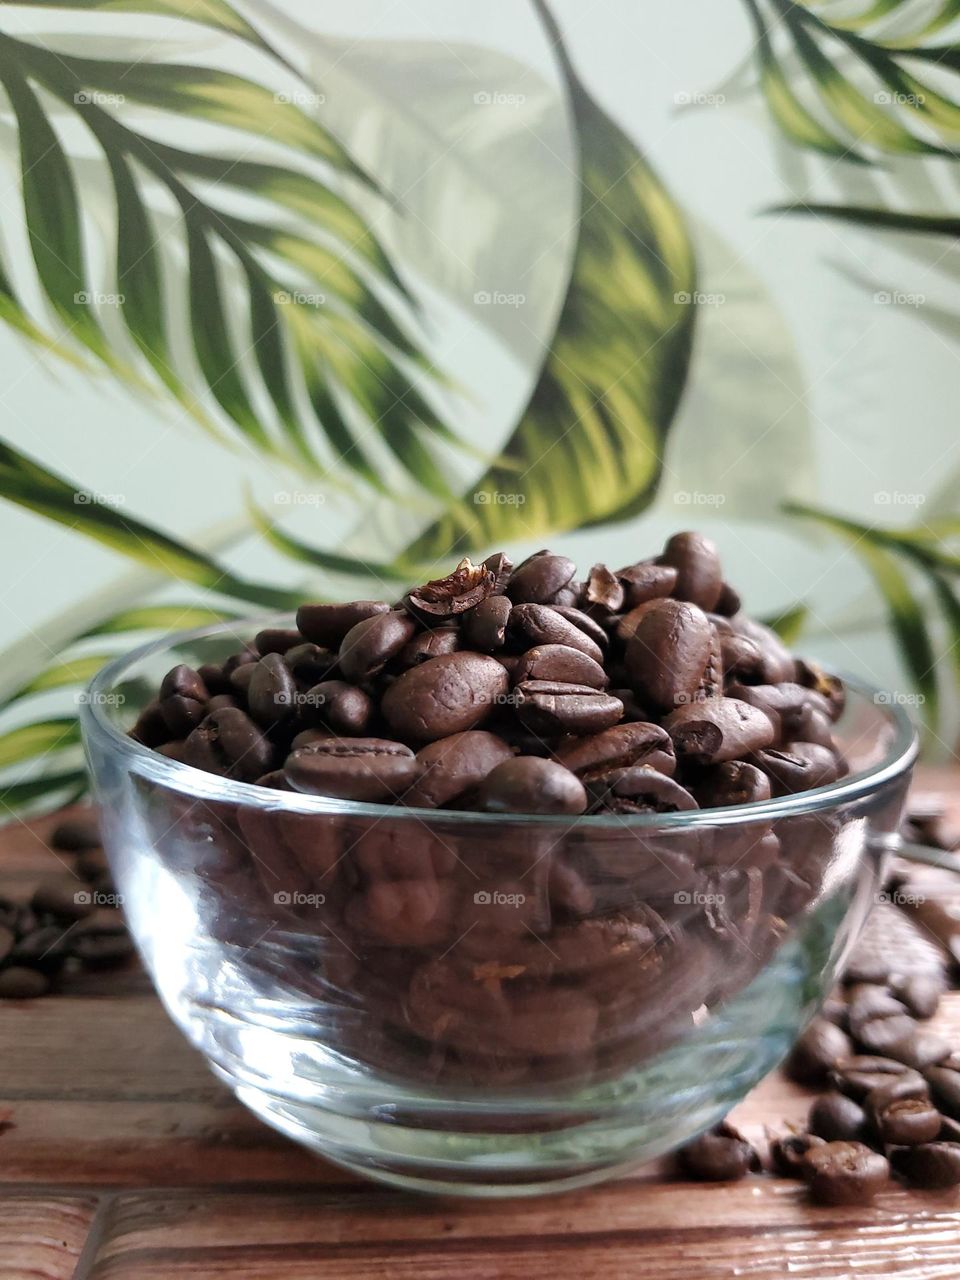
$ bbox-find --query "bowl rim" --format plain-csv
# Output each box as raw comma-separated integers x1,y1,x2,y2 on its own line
81,615,920,829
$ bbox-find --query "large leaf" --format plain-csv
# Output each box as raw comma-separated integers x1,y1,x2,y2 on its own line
742,0,960,161
402,1,696,560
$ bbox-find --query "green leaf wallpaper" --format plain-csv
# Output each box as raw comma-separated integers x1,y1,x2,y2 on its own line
0,0,956,814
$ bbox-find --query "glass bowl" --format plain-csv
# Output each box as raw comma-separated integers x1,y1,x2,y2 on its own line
80,619,921,1197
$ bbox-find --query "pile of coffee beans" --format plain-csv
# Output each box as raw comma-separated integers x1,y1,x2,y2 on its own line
131,534,848,813
0,812,133,999
679,804,960,1204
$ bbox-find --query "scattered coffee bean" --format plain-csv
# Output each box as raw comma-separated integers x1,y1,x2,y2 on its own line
802,1141,889,1205
877,1096,942,1146
785,1018,853,1085
49,814,101,851
890,1142,960,1189
0,966,50,999
809,1092,869,1143
770,1131,825,1177
678,1121,760,1181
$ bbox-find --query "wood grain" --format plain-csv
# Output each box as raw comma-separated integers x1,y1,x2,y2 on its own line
0,782,958,1278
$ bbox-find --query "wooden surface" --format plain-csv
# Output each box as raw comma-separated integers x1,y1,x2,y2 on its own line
3,770,960,1279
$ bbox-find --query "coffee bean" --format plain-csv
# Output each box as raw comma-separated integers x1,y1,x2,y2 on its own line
515,681,624,736
887,1029,951,1072
615,561,678,610
339,610,418,682
584,564,624,613
347,878,457,947
855,1013,920,1058
159,664,208,704
770,1132,825,1177
832,1056,921,1101
405,558,496,617
247,653,298,727
382,653,509,743
695,760,771,809
394,627,460,670
660,531,723,611
890,1142,960,1188
11,925,69,974
584,765,698,816
0,966,51,999
183,708,273,781
678,1121,760,1181
296,599,390,647
509,604,605,663
31,877,95,921
924,1067,960,1119
878,1096,942,1145
462,595,511,651
890,973,943,1021
49,813,101,851
555,721,675,778
304,680,372,736
752,743,841,795
0,923,14,964
254,628,303,655
483,550,513,590
732,617,796,684
665,697,775,765
714,581,741,616
283,642,337,687
803,1141,889,1205
513,645,608,689
785,1018,852,1085
404,730,514,809
285,738,419,802
719,633,765,681
129,701,169,747
625,599,713,712
508,552,576,604
795,658,846,721
809,1092,869,1142
477,757,587,815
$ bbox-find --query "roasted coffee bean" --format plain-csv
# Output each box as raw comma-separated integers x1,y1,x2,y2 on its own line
832,1056,921,1101
509,604,604,663
49,814,101,851
924,1067,960,1119
31,877,95,921
752,743,841,795
626,599,714,713
720,632,765,681
585,765,698,816
853,1012,920,1058
405,557,495,617
247,653,298,728
462,595,511,651
660,531,723,611
477,756,587,815
11,925,70,974
347,878,457,947
283,642,337,687
892,973,944,1021
731,617,796,684
584,564,624,613
0,966,51,999
549,860,594,916
0,923,14,964
206,694,239,714
614,599,668,644
877,1096,941,1145
508,552,576,604
159,664,209,704
513,645,608,689
865,1075,930,1121
158,690,208,736
809,1092,870,1143
483,550,513,590
714,581,741,616
254,628,303,655
615,561,678,610
727,682,831,737
229,663,256,696
156,742,187,762
695,760,771,809
304,680,372,736
890,1142,960,1188
785,1018,852,1085
665,697,775,765
770,1132,826,1178
678,1121,760,1181
382,653,509,743
296,599,389,647
555,721,675,779
129,700,169,747
552,606,610,650
71,930,135,967
339,610,418,682
795,658,846,721
183,708,273,781
888,1030,951,1072
285,738,419,802
847,983,907,1030
394,627,460,670
803,1142,889,1205
404,730,514,809
515,681,624,737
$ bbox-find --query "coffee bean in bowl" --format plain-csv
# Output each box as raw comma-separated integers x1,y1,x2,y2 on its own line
77,531,922,1195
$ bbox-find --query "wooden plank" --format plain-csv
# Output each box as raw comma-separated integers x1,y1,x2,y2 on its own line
0,1194,98,1280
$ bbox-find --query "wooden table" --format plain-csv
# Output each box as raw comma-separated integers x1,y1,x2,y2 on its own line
4,770,960,1279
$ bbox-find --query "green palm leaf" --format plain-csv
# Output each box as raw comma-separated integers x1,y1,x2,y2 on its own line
743,0,960,160
0,719,82,770
774,203,960,237
404,0,696,560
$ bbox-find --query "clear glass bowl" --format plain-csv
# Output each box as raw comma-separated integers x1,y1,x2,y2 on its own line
80,620,920,1196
